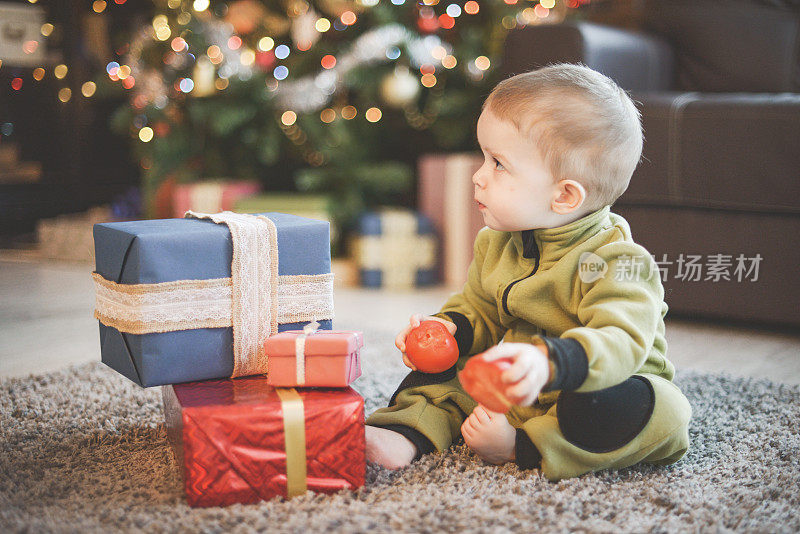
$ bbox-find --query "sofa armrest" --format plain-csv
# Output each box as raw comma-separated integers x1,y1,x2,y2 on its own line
501,21,676,92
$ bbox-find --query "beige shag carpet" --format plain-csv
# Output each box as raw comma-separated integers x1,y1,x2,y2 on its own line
2,328,799,533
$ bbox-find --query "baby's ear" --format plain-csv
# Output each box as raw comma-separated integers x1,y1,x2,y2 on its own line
551,179,586,214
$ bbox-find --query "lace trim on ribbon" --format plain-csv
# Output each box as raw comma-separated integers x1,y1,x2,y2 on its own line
187,211,278,377
92,272,334,335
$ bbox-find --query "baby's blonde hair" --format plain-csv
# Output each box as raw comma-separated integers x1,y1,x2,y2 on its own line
483,63,643,210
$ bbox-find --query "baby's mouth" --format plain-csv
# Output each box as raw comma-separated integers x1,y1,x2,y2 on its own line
476,200,486,210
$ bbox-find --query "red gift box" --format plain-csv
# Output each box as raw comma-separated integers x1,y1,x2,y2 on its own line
163,376,365,507
265,330,363,387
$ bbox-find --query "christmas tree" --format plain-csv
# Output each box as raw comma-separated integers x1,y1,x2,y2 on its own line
106,0,588,231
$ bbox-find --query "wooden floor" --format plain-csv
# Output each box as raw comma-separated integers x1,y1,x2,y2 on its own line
2,255,799,384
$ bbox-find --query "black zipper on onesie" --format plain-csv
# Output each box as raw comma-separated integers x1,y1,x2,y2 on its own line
502,229,540,316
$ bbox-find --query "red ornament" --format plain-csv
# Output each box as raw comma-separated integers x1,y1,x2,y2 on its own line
255,50,276,71
458,354,517,413
405,321,459,374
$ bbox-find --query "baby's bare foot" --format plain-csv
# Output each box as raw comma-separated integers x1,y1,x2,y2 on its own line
461,406,517,465
365,426,418,470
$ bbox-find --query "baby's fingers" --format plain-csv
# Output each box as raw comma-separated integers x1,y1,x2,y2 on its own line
395,331,408,353
506,379,539,407
402,353,418,371
502,356,535,384
481,343,523,362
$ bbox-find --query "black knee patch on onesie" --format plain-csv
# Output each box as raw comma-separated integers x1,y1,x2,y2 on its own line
557,375,655,453
387,366,458,407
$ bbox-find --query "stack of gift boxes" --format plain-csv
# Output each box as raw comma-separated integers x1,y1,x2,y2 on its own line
92,210,365,507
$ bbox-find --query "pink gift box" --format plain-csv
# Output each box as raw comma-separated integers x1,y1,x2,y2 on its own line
265,330,363,387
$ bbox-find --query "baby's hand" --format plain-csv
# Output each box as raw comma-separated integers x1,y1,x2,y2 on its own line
396,314,457,371
480,343,550,406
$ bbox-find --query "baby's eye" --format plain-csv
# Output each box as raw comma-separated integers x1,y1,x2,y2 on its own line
494,159,505,171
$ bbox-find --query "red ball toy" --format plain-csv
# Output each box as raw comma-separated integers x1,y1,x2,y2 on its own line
405,321,459,374
458,354,518,413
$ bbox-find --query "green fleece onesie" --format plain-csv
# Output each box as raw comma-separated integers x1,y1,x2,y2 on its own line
366,206,692,480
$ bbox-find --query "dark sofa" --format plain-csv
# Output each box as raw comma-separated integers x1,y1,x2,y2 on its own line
500,0,800,328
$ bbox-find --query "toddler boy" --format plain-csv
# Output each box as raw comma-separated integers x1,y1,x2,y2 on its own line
365,63,692,481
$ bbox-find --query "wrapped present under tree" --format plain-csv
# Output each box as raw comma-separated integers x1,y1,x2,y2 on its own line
351,209,438,290
92,211,334,387
264,322,363,388
418,153,485,288
163,375,366,507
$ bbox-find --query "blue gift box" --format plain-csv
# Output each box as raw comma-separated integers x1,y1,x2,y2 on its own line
354,210,438,289
93,213,332,387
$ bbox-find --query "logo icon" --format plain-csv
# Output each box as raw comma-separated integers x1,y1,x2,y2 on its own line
578,252,608,283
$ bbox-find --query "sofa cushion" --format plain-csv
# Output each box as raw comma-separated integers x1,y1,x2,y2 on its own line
501,22,675,92
643,0,800,92
620,92,800,214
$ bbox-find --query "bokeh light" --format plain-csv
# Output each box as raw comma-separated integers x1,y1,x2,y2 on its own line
227,36,242,50
321,55,336,69
171,37,187,52
320,108,336,123
139,127,154,142
442,55,457,68
54,64,68,79
365,107,382,122
240,49,255,65
274,65,289,80
81,81,96,97
341,105,357,119
446,4,462,17
193,0,210,11
215,78,229,90
179,78,194,92
275,45,290,59
58,87,72,102
341,11,357,25
32,68,45,81
258,37,274,51
421,73,437,87
475,56,490,70
281,111,297,126
315,18,331,32
464,1,479,14
40,23,54,36
11,78,23,91
438,14,455,29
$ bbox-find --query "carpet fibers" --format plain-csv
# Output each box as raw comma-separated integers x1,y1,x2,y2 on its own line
2,331,799,533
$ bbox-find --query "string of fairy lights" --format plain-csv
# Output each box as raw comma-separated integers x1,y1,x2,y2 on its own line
1,0,129,103
2,0,592,160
